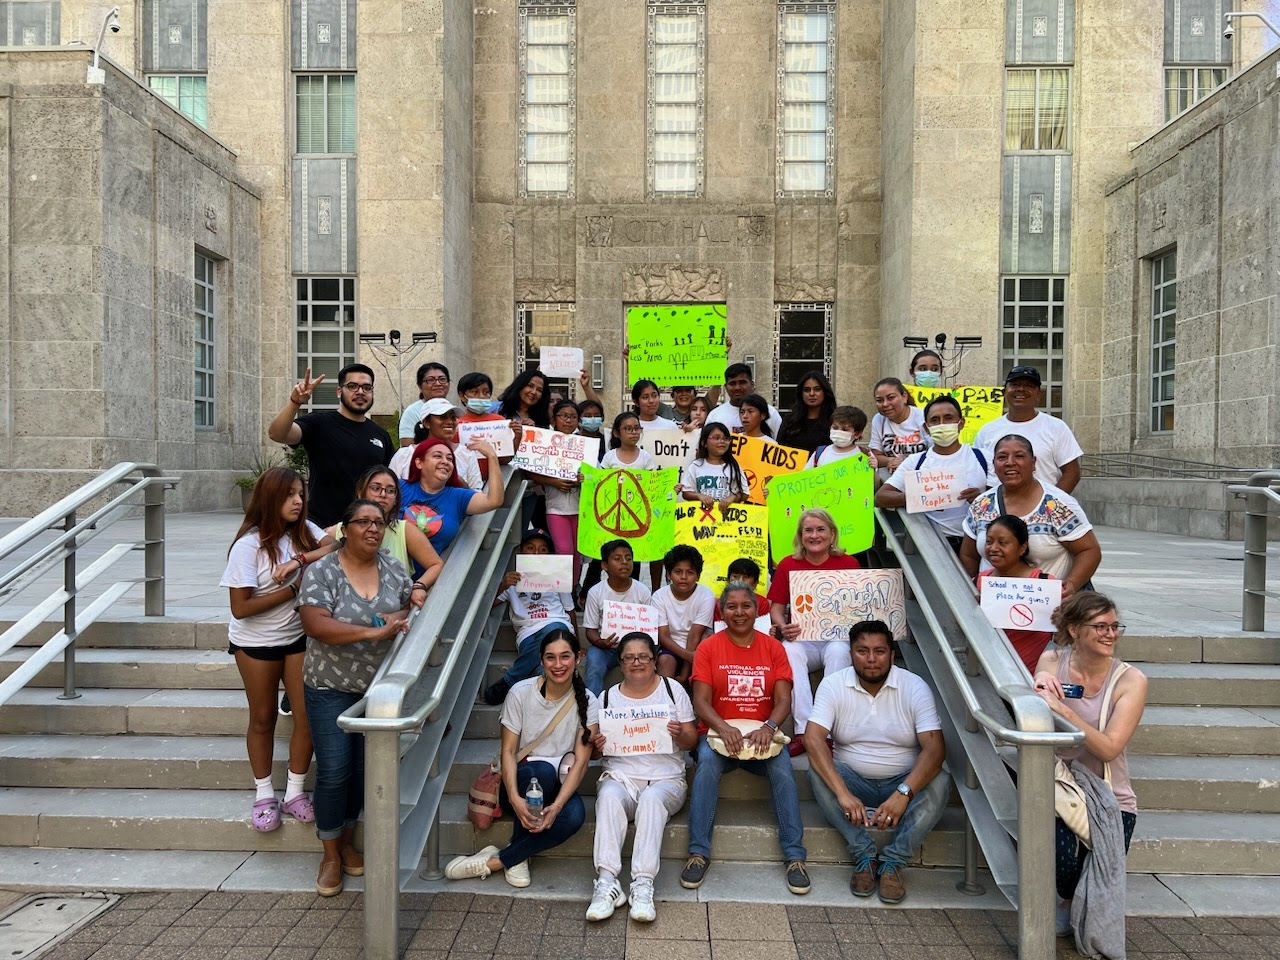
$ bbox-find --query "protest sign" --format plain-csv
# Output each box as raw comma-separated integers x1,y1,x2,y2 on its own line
515,554,574,594
510,427,598,481
905,385,1006,446
600,702,674,757
790,569,908,643
578,466,680,562
455,419,515,457
673,501,769,596
601,600,663,640
726,435,807,505
639,427,695,470
626,304,727,387
538,346,584,379
903,467,965,514
980,576,1062,633
766,455,875,562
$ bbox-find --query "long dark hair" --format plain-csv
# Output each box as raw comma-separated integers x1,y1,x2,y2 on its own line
987,514,1031,566
610,411,640,450
909,349,944,375
497,370,551,428
740,394,774,437
780,370,836,438
231,467,319,563
631,379,660,414
695,423,746,497
355,466,401,531
539,627,592,746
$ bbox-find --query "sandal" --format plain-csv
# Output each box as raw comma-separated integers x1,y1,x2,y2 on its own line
280,794,315,823
251,797,281,832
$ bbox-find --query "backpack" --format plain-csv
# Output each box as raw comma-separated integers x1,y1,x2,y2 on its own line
915,447,987,473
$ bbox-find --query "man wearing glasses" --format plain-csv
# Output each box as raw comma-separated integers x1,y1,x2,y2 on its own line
398,362,452,447
268,363,394,527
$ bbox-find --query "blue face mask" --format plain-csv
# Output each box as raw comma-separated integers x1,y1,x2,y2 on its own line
914,370,941,388
465,398,492,415
581,417,603,432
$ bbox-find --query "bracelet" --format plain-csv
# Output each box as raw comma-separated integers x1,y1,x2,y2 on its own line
288,582,299,598
411,582,428,592
294,554,308,570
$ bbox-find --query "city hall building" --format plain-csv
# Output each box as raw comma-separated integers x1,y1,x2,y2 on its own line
1,0,1278,514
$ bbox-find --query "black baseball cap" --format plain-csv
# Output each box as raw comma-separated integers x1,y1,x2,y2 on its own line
519,529,556,552
1004,365,1042,387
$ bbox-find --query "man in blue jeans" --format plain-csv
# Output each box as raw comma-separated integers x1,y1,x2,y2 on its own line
804,619,950,903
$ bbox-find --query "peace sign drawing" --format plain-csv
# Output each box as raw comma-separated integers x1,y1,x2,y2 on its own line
593,471,653,537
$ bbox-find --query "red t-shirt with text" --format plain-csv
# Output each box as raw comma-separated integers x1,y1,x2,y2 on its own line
766,553,862,608
691,630,793,731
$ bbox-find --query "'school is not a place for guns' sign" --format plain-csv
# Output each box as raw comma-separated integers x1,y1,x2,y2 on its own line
673,501,769,596
577,466,680,562
639,428,695,470
903,467,964,513
626,304,727,387
790,569,908,643
766,455,875,563
904,385,1006,446
600,703,674,757
727,434,807,505
980,576,1062,633
510,427,599,481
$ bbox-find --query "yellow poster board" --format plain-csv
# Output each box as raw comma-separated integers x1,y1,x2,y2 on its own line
673,501,769,597
726,434,807,505
904,385,1007,446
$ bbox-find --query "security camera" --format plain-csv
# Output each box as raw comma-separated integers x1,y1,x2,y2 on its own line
935,332,948,348
1223,23,1235,40
109,21,120,33
389,328,401,345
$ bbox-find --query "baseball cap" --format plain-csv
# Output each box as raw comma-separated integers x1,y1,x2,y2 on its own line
519,529,556,553
1004,366,1042,387
421,397,464,418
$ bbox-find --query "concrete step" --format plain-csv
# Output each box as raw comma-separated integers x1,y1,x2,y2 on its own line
1127,755,1280,813
1140,663,1280,706
1129,706,1280,756
0,648,241,690
1127,810,1280,874
1120,633,1280,665
0,688,297,737
5,619,229,651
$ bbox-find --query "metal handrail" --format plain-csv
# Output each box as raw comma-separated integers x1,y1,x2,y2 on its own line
0,463,176,704
1081,451,1263,480
1227,471,1280,631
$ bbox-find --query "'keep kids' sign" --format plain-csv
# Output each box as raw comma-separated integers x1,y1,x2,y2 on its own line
905,385,1006,446
626,304,727,387
727,434,807,505
673,501,769,596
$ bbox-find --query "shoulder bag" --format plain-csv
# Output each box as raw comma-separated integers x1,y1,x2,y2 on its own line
1054,659,1130,848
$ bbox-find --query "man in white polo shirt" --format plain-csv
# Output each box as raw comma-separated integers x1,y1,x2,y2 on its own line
803,620,949,904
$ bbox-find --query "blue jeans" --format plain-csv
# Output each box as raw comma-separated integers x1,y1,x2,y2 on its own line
688,735,806,862
501,621,566,687
305,684,364,841
585,644,618,696
496,760,586,868
808,760,951,872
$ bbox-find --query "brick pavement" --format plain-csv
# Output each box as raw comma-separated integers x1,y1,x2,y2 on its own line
31,890,1280,960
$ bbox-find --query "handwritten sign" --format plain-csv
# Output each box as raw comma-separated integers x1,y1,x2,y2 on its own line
980,576,1062,633
903,467,964,514
640,428,695,470
626,304,727,387
791,569,908,643
905,385,1006,446
767,455,875,563
538,346,584,379
511,427,599,481
578,466,680,562
727,435,807,505
516,554,574,594
602,600,663,640
600,703,674,756
673,501,769,596
456,418,515,458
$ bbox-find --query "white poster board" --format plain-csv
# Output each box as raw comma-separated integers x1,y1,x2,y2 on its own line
601,600,662,640
639,428,695,470
455,419,515,458
790,569,908,643
538,346,584,379
980,576,1062,632
903,467,965,514
600,702,674,757
516,555,574,594
511,427,599,481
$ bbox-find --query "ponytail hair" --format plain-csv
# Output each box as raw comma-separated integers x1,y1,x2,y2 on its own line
539,627,592,746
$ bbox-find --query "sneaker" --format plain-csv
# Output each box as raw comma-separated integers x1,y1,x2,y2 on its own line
850,859,878,898
444,845,499,881
786,860,811,896
878,863,906,904
680,854,710,889
504,859,531,888
1056,899,1072,937
279,693,292,717
629,878,656,922
585,876,627,921
481,678,510,706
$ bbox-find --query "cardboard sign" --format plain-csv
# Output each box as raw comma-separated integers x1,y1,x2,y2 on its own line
511,427,599,481
639,427,695,470
577,466,680,562
980,576,1062,633
904,385,1006,446
673,501,769,596
903,467,965,514
600,703,674,757
727,435,807,505
538,346,584,379
790,569,908,643
767,455,875,563
601,600,662,640
456,419,515,458
516,554,574,594
626,304,728,387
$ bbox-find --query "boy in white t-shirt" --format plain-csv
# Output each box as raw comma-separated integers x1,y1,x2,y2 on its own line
651,545,716,683
582,540,665,694
807,405,877,470
482,529,576,705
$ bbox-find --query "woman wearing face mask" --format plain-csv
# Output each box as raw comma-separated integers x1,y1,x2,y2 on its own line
908,350,944,389
777,371,837,453
807,406,874,469
869,377,929,473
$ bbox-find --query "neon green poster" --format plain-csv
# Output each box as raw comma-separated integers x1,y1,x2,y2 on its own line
766,456,875,563
577,466,681,563
626,304,728,387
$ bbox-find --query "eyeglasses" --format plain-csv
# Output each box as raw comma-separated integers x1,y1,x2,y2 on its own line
620,654,654,665
342,382,374,393
421,376,450,385
555,412,580,421
366,484,397,496
346,518,387,531
1085,622,1126,635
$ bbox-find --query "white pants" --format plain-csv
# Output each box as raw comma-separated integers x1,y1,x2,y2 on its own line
593,776,687,881
784,640,852,734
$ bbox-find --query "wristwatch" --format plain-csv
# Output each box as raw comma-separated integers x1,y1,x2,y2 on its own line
763,719,779,731
896,783,914,801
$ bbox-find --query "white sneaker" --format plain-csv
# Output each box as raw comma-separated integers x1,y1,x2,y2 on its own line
1056,899,1072,937
445,845,499,881
628,878,656,923
504,859,531,888
585,876,626,921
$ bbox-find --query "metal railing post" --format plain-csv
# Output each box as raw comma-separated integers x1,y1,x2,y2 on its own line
58,510,80,701
143,468,166,616
363,727,402,960
1241,473,1274,632
420,749,444,881
1016,739,1057,960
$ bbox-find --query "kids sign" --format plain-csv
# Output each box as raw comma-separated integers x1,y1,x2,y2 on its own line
980,576,1062,633
727,435,807,505
766,455,875,562
600,703,674,757
510,427,599,481
673,501,769,596
626,304,727,387
903,467,964,513
904,385,1006,446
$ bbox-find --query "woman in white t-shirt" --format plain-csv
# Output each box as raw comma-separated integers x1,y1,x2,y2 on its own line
220,467,336,833
869,377,929,472
585,633,698,923
633,379,679,431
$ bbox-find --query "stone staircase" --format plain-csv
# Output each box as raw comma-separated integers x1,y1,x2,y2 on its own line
1,620,1278,882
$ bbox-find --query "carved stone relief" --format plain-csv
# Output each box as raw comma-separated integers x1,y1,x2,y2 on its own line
774,276,835,302
622,264,725,302
515,278,576,302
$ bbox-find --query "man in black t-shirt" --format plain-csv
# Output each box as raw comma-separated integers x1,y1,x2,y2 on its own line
267,363,394,527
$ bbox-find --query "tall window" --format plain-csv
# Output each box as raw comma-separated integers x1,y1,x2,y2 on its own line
296,74,356,154
648,2,705,197
1001,277,1066,415
777,5,835,197
1004,68,1069,151
1163,0,1232,120
295,278,356,410
1151,251,1177,433
774,303,833,415
194,253,215,428
517,303,576,400
519,4,575,197
148,75,208,129
1164,67,1227,120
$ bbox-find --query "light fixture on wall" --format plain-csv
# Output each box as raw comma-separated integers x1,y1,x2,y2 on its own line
359,331,439,412
591,354,604,389
743,355,757,382
1223,11,1280,42
901,334,984,386
86,6,121,85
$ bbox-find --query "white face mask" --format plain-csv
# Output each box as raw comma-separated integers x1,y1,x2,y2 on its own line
829,429,855,448
929,423,960,447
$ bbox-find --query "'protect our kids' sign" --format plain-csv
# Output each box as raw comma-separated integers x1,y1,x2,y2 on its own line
626,304,727,387
766,455,875,562
577,466,680,562
600,702,674,756
727,434,807,505
904,385,1006,446
673,501,769,596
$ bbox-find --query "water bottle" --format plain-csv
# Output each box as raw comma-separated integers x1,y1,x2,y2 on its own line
525,777,544,826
